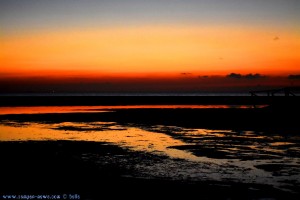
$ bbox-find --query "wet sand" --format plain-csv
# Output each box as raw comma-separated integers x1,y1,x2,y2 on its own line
1,97,299,199
1,106,299,131
1,140,298,199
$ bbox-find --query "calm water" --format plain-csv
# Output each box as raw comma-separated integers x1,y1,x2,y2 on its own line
2,92,298,96
0,106,299,193
0,92,251,96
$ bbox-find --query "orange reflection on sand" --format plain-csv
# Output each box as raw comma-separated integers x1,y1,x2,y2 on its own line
0,122,199,161
0,105,261,115
0,106,109,115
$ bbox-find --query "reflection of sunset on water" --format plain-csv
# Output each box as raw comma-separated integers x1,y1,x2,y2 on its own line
0,122,199,161
0,105,265,115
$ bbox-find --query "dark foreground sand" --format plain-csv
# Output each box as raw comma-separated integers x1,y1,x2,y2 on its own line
1,140,298,200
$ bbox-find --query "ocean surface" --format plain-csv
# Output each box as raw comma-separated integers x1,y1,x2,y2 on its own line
0,92,252,96
1,91,298,97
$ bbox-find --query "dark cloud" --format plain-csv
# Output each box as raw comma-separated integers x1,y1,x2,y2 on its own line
288,75,300,80
197,75,210,79
227,73,266,79
227,73,242,79
181,73,192,75
244,73,266,79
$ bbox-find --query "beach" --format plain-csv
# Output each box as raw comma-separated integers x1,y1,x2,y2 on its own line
1,96,300,199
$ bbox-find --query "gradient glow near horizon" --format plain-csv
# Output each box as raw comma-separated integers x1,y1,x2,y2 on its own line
1,0,300,78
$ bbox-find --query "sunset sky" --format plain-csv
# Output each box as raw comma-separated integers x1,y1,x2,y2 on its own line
1,0,299,92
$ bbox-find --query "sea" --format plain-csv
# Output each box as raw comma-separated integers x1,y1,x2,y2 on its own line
1,91,298,96
0,92,262,96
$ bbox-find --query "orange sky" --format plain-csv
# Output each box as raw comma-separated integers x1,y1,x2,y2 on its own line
1,25,300,78
1,1,300,93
